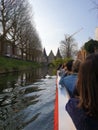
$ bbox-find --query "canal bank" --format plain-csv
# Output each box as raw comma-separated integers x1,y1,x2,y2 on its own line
0,56,42,74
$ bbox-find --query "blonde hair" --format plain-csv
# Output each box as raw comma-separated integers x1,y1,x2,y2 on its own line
72,59,82,73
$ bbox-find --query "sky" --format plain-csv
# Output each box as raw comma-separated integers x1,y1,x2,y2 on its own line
28,0,98,55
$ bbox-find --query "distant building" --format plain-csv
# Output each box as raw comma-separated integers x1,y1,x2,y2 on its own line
48,50,55,64
55,48,62,59
41,48,62,64
41,48,48,64
95,27,98,41
0,35,62,64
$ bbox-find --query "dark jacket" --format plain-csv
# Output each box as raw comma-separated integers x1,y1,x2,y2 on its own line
66,98,98,130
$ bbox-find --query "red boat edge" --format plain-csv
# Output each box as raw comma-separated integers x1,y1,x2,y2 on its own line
54,86,58,130
54,72,76,130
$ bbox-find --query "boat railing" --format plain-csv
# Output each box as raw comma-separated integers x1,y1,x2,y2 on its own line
57,71,76,130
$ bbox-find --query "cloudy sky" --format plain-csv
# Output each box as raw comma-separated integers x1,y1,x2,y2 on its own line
28,0,98,55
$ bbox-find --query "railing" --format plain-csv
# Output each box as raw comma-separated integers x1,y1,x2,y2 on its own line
56,71,76,130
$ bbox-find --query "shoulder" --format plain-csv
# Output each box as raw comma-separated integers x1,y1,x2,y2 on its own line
66,98,98,130
66,98,85,129
66,98,85,119
64,74,77,81
66,98,79,111
61,75,73,83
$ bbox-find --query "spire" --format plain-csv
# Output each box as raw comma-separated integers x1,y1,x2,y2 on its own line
43,48,47,57
48,50,54,57
48,50,55,63
56,48,62,59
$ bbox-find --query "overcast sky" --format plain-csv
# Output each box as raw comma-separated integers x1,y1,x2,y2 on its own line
28,0,98,55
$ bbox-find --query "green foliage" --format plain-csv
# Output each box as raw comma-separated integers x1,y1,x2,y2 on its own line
63,57,73,63
52,57,73,68
52,58,64,67
84,39,98,54
0,56,41,73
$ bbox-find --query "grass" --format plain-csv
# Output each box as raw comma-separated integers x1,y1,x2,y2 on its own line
0,56,41,73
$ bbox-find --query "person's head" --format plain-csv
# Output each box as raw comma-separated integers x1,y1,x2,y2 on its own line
72,59,82,73
77,53,98,118
66,60,74,72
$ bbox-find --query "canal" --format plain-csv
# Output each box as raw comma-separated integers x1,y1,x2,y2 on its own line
0,67,56,130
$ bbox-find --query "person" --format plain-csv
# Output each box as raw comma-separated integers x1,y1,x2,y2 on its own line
63,59,74,77
66,53,98,130
57,63,66,76
59,59,74,82
59,59,81,97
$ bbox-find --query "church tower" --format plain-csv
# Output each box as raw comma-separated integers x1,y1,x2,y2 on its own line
48,50,55,63
56,48,62,59
41,48,48,63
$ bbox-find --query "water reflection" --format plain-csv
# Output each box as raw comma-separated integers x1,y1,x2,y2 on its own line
0,67,56,130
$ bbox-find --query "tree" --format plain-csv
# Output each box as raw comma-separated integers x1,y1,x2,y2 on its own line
0,0,28,55
84,39,98,54
0,0,42,62
60,34,78,58
0,0,16,55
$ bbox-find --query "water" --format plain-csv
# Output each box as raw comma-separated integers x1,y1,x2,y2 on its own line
0,68,56,130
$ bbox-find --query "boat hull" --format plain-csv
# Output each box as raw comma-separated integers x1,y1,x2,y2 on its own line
54,73,76,130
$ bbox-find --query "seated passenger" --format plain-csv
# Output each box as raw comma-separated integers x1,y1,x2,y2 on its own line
57,63,66,76
59,59,74,79
63,59,74,77
66,53,98,130
59,59,81,97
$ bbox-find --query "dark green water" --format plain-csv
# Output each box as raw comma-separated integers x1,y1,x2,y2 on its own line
0,68,56,130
